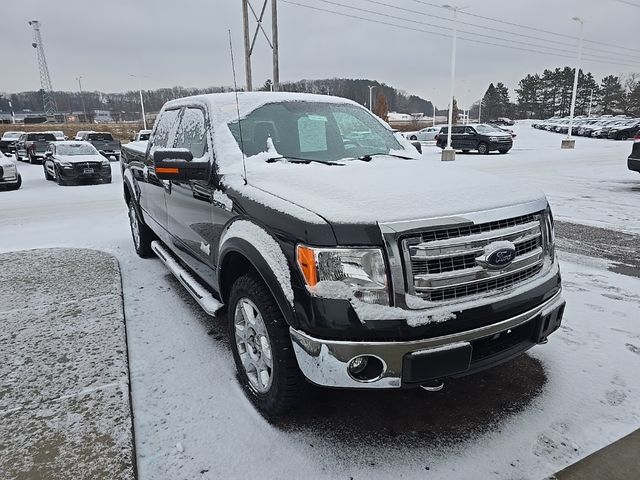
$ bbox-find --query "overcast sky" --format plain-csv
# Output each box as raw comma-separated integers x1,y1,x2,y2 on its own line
2,0,639,109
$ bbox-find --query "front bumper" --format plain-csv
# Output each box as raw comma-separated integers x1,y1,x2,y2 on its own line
290,290,565,388
58,166,111,182
628,157,640,173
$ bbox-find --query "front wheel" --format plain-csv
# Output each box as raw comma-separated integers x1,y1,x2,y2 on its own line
44,165,53,180
477,142,489,155
229,273,305,417
617,133,628,141
7,175,21,191
128,200,153,257
55,168,67,186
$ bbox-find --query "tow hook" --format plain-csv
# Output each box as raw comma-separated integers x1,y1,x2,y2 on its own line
420,379,444,392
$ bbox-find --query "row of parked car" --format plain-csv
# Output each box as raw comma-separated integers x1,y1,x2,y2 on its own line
532,115,640,140
0,130,122,164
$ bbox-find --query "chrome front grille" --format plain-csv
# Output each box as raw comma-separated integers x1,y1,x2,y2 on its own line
402,211,548,304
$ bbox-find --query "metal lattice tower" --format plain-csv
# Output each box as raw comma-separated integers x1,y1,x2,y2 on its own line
28,20,58,117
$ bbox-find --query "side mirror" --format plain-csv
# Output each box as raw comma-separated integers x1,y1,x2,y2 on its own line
153,149,208,181
411,141,422,154
98,150,106,156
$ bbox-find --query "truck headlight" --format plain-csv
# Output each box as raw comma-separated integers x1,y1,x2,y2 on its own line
59,161,72,168
102,159,110,167
296,245,389,305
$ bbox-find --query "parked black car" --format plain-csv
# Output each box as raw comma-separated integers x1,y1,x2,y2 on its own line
43,141,112,185
121,93,563,417
608,120,640,140
436,124,513,154
628,134,640,173
78,132,122,161
15,132,57,164
0,131,25,154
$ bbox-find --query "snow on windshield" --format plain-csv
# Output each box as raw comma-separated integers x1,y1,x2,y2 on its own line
57,144,99,155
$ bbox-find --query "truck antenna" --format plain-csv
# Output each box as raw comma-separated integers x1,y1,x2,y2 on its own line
228,29,248,185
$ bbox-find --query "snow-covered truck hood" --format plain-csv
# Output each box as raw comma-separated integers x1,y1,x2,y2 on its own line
242,157,546,225
57,154,106,164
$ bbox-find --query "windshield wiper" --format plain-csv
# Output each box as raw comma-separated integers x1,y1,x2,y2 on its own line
356,152,414,162
265,156,343,166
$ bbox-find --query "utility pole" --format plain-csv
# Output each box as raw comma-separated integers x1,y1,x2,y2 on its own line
562,16,584,149
28,20,58,119
130,74,148,130
442,5,463,161
77,76,88,123
241,0,280,92
368,85,376,112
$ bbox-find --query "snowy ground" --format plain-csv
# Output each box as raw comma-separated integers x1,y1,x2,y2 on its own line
0,129,639,479
421,122,639,234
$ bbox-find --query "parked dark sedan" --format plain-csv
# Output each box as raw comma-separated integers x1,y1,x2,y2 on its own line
43,141,112,185
608,120,640,140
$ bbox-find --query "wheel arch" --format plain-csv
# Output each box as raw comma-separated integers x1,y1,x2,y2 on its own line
218,236,298,329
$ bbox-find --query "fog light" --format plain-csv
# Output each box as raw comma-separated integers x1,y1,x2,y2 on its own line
347,355,385,382
348,356,368,375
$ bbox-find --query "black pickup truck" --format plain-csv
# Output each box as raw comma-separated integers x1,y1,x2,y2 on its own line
78,132,122,161
121,92,564,416
436,124,513,154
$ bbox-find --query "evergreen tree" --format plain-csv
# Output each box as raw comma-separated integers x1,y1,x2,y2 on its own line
599,75,626,114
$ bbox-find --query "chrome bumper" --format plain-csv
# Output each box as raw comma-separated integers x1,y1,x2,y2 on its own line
290,290,565,389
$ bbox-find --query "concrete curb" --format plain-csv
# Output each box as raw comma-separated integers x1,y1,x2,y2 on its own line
0,248,136,479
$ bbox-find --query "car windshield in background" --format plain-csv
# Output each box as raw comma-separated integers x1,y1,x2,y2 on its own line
2,132,23,139
476,124,505,133
139,133,150,141
228,101,403,163
87,133,114,141
27,134,56,141
57,144,99,155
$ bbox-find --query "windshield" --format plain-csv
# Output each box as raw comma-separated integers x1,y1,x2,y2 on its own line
57,143,99,155
138,133,150,141
2,132,23,139
475,124,504,133
87,133,114,141
228,101,403,163
27,133,56,141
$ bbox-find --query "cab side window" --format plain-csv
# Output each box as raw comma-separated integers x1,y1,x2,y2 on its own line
174,108,208,159
151,108,181,151
465,127,476,135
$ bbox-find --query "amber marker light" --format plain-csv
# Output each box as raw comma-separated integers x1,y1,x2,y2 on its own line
296,245,318,286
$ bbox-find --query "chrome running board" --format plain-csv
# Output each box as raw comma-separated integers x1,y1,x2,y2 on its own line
151,241,223,316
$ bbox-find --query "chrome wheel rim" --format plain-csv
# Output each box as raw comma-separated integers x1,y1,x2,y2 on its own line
233,298,273,393
128,205,141,249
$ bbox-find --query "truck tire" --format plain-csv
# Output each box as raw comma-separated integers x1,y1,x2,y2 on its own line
229,273,305,417
477,142,489,154
408,135,417,141
617,133,628,141
44,165,53,180
29,153,36,164
127,199,154,257
7,175,21,191
55,168,67,186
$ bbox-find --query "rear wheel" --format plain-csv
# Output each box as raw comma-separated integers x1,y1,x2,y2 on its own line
617,133,628,141
477,142,489,155
408,135,417,141
128,199,153,257
229,273,305,417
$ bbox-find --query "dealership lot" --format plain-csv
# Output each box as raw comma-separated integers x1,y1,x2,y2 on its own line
1,125,639,479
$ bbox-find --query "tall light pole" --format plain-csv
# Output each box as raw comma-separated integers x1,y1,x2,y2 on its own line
76,76,88,123
587,88,594,117
442,4,463,161
130,74,147,130
368,85,376,112
562,16,584,149
478,96,482,123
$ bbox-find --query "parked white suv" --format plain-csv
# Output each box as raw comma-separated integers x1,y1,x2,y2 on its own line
0,150,21,191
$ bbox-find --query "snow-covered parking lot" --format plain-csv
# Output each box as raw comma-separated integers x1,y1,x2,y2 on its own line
1,126,639,479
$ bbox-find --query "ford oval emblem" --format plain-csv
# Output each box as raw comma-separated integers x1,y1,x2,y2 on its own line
476,241,517,270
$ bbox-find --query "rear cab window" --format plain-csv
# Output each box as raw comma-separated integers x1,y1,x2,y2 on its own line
87,133,114,141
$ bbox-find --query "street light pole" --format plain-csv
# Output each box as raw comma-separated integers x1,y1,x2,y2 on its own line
478,97,482,123
76,76,88,123
562,17,584,149
368,85,376,112
130,74,147,130
442,4,462,161
587,88,593,117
